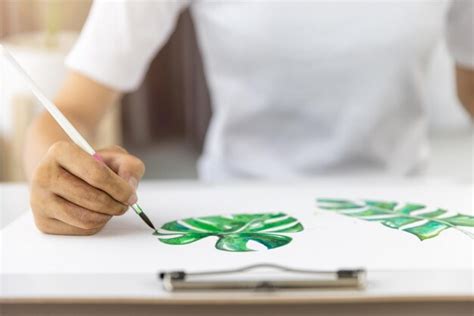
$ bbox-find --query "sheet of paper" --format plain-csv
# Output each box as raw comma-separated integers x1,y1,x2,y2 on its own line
1,180,473,276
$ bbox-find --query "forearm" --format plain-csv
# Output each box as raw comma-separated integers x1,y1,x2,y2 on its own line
23,108,96,181
23,71,121,181
455,66,474,118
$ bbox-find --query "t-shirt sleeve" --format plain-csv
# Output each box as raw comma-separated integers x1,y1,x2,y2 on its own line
65,0,190,92
445,0,474,68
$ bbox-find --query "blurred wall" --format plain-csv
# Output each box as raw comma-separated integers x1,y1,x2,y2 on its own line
0,0,92,36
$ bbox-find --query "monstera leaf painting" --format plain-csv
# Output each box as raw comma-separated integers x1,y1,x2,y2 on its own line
317,198,474,240
154,212,304,252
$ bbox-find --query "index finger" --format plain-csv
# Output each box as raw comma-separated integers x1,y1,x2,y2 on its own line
48,142,136,205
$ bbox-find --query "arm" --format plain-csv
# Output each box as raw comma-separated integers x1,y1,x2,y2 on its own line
455,65,474,118
24,71,120,178
24,71,145,235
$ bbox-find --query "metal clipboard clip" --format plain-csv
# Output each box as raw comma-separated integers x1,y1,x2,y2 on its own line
159,263,366,292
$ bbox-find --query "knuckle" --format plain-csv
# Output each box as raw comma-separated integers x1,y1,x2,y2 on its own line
118,187,134,204
134,159,146,175
111,145,128,153
78,211,105,230
31,162,55,189
83,189,102,206
94,192,111,210
54,166,71,182
126,155,145,172
99,214,112,224
91,193,119,215
48,141,71,157
112,203,128,216
88,168,109,186
107,179,133,203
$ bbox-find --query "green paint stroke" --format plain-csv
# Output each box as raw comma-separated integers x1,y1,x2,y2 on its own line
317,198,474,241
154,212,304,252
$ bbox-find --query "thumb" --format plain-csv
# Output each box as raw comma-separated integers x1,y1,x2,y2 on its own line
95,148,145,191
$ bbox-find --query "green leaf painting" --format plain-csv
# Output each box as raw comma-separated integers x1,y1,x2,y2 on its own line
317,198,474,241
154,212,304,252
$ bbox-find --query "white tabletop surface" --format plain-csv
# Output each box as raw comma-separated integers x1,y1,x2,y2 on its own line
1,179,473,304
0,183,29,229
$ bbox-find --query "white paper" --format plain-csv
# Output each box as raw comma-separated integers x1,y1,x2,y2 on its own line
1,180,473,276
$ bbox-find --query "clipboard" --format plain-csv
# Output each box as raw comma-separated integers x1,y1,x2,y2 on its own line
159,263,366,292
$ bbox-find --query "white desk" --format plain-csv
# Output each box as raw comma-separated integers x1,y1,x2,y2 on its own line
0,183,29,229
1,180,473,316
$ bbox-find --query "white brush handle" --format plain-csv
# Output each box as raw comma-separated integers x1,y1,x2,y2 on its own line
0,44,96,155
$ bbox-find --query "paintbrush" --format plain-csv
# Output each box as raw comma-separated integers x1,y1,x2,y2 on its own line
0,44,156,230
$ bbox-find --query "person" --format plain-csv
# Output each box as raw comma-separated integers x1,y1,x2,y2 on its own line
24,1,474,235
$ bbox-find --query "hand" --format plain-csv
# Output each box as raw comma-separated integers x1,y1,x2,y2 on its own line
30,142,145,235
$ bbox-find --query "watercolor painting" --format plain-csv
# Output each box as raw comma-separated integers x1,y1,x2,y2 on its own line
317,198,474,240
154,212,304,252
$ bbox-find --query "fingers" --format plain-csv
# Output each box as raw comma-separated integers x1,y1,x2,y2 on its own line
48,141,135,205
50,166,128,216
34,213,105,236
31,188,112,231
30,142,145,236
44,194,112,230
97,146,145,189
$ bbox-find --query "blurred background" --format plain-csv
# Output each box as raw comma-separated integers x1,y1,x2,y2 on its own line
0,0,472,184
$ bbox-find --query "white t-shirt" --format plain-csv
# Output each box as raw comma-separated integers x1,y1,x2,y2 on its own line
66,0,474,181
